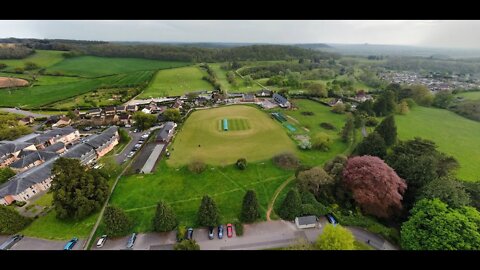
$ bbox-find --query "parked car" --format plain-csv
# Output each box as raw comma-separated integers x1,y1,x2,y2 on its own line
186,228,194,240
127,152,135,158
96,235,107,248
126,233,137,249
0,234,24,250
63,237,78,250
226,223,233,238
208,226,214,240
325,213,338,225
125,124,131,128
217,225,224,239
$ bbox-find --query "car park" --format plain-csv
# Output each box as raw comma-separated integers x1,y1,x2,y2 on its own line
96,235,107,248
126,233,137,249
63,237,78,250
217,225,224,239
186,228,194,240
325,213,338,225
0,234,24,250
226,223,233,238
208,227,214,240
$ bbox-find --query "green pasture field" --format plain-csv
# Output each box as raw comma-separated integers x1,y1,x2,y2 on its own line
456,91,480,101
0,50,65,71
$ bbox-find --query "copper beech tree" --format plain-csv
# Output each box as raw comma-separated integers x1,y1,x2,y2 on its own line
342,155,407,219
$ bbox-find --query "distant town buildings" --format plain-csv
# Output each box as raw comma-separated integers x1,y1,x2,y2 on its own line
379,71,480,92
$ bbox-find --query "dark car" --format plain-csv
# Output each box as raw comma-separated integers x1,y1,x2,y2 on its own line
126,233,137,249
186,228,194,240
325,213,338,225
208,227,214,240
217,225,224,239
0,234,24,250
226,223,233,238
63,237,78,250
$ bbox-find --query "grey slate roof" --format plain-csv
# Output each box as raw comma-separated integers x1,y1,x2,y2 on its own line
0,157,57,197
43,142,65,153
273,93,288,105
0,142,34,158
84,126,118,149
157,122,175,141
296,215,317,226
63,143,95,160
10,151,58,169
26,126,77,145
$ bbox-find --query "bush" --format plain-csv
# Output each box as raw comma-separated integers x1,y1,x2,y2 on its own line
320,122,336,130
153,201,178,232
365,117,378,127
298,139,312,150
176,225,187,242
0,206,31,234
234,223,244,236
13,201,27,207
273,152,301,170
236,158,247,170
14,67,24,74
301,111,315,116
312,132,332,151
174,239,200,250
188,159,206,174
103,206,134,237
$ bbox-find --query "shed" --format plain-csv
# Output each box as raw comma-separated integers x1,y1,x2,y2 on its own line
295,215,317,229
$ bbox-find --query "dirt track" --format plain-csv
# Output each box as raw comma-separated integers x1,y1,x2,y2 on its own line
0,77,29,88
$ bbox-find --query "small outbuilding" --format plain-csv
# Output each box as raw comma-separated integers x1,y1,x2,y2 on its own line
295,215,318,229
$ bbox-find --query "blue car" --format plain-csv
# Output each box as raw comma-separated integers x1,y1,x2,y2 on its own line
218,225,224,239
64,237,78,250
325,213,338,225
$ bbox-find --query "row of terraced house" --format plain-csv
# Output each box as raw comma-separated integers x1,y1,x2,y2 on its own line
0,126,119,206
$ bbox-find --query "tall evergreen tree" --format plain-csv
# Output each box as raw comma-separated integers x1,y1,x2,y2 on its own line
103,206,133,237
197,195,220,227
356,132,387,159
340,115,354,143
278,189,302,220
153,201,178,232
375,115,397,146
373,90,396,116
240,190,260,223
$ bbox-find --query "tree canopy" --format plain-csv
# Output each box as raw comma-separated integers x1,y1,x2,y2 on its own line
197,195,220,227
316,224,355,250
355,132,387,159
343,156,407,219
418,177,471,208
153,201,178,232
278,189,302,220
0,206,31,234
401,198,480,250
240,190,260,223
374,115,397,146
132,111,157,130
103,206,134,237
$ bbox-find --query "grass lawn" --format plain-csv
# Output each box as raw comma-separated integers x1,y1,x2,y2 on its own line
209,63,261,93
139,65,213,98
31,193,53,208
396,106,480,181
46,56,190,77
167,105,297,166
0,71,154,108
456,91,480,101
110,159,293,231
0,50,66,71
21,210,99,240
273,99,350,166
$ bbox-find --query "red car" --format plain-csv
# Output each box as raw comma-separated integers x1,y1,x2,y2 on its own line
226,223,233,238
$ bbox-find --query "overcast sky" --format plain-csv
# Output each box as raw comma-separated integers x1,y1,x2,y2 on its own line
0,20,479,49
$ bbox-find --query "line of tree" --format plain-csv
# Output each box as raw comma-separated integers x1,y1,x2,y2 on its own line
0,44,34,59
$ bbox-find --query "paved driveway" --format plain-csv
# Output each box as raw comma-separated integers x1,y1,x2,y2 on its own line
114,128,146,165
0,235,85,250
91,232,177,250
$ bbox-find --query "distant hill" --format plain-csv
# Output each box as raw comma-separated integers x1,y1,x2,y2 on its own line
293,43,332,50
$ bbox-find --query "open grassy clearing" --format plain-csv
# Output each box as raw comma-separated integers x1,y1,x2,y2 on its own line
219,118,251,131
139,65,213,98
396,106,480,181
110,160,293,231
209,63,261,93
0,70,154,108
47,56,189,78
272,99,350,166
0,50,65,71
167,105,297,166
456,91,480,101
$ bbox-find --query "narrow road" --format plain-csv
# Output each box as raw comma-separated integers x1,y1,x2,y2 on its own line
1,107,50,118
266,175,295,221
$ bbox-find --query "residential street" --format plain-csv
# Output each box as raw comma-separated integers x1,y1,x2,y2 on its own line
114,128,146,165
0,235,85,250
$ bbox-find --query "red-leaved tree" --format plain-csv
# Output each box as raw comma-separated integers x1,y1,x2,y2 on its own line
342,155,407,219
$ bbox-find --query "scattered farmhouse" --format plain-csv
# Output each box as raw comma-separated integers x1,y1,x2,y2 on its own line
272,93,291,108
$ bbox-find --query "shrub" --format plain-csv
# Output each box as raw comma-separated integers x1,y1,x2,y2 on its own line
320,122,336,130
188,159,206,174
14,67,24,74
278,189,302,220
0,206,32,234
174,239,200,250
298,139,312,150
312,132,332,151
301,111,315,116
13,201,27,207
177,225,187,242
236,158,247,170
272,152,300,170
153,201,178,232
365,117,378,127
240,190,260,223
103,206,133,237
234,222,244,236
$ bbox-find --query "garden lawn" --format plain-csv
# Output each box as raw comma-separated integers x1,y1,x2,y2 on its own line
0,50,65,71
274,99,350,166
109,159,293,231
21,210,99,240
167,105,297,166
395,106,480,181
47,56,189,77
139,65,213,98
456,91,480,101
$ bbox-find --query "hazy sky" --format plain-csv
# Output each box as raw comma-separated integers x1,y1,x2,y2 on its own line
1,20,479,49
